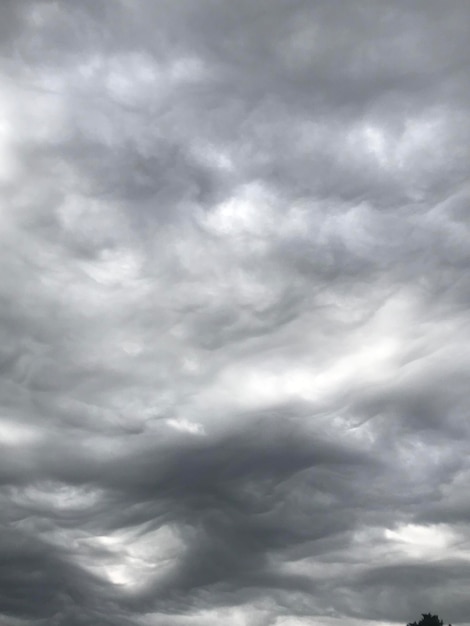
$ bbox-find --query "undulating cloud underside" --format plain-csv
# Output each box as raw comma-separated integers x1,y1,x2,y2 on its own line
1,1,470,625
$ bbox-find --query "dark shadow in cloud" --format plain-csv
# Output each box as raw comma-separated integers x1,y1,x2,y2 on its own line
95,417,380,614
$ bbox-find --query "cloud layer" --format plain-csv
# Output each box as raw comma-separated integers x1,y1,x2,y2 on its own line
1,1,470,625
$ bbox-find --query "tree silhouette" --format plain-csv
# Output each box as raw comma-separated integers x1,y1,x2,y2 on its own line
407,613,451,626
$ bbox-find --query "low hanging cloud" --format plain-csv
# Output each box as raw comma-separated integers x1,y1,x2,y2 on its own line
1,1,470,625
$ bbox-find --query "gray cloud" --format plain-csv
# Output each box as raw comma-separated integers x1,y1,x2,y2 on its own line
1,1,470,625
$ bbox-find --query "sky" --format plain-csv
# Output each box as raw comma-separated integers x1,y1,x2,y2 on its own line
1,1,470,625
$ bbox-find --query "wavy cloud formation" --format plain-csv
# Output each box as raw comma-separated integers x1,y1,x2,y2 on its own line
1,1,470,625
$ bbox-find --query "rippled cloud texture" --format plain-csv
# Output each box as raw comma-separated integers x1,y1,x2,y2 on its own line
1,1,470,625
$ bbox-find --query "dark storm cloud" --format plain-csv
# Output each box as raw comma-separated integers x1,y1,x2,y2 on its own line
1,1,470,625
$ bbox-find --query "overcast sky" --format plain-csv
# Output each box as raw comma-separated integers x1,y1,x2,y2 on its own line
1,1,470,625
